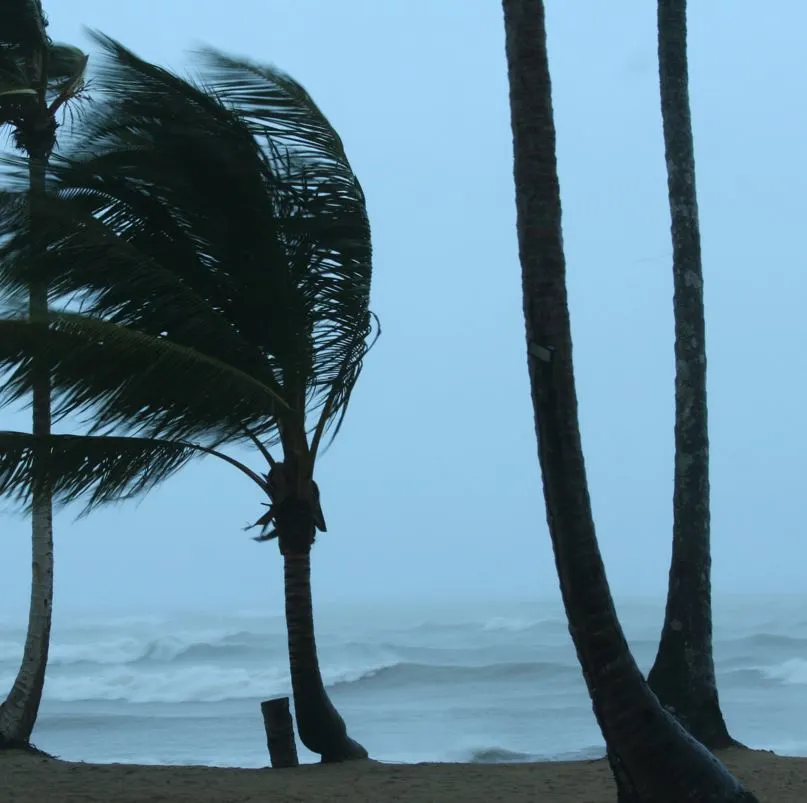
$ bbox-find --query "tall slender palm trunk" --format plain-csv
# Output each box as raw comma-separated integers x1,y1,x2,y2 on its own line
0,154,54,748
501,1,755,799
276,484,367,763
647,0,735,750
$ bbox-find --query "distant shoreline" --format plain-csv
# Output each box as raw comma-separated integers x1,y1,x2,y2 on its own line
2,747,804,802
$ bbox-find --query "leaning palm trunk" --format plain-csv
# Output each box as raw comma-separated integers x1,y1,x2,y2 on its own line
646,0,735,749
0,154,54,748
501,1,756,800
275,471,367,762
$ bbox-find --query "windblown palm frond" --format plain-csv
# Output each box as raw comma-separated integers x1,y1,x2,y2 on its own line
0,312,287,442
46,43,86,88
0,33,376,457
0,431,198,514
191,46,377,446
0,179,286,382
13,36,315,379
193,48,350,169
0,1,48,50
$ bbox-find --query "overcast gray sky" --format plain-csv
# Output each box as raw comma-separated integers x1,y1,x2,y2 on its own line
2,1,805,617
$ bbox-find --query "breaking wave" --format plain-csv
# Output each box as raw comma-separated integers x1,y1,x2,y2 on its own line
25,658,574,705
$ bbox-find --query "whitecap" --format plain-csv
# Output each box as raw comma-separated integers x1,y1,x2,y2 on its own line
762,658,807,685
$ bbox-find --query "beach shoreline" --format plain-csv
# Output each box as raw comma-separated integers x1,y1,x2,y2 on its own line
2,747,805,802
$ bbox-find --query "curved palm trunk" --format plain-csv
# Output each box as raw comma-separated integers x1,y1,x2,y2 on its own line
502,1,756,800
0,154,54,748
277,497,367,763
647,0,735,749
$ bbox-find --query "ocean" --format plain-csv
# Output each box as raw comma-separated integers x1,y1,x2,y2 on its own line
1,595,805,767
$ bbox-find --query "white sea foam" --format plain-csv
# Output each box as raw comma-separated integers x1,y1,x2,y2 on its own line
763,657,807,686
43,664,290,704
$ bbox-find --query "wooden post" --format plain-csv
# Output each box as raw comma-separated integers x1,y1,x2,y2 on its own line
261,697,299,768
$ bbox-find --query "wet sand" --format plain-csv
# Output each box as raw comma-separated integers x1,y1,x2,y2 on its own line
1,747,805,802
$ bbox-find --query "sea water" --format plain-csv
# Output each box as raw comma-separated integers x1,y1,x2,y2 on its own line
0,595,805,766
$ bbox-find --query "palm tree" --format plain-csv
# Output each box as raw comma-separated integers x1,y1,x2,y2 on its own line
501,1,756,799
0,0,87,748
0,33,374,762
646,0,736,750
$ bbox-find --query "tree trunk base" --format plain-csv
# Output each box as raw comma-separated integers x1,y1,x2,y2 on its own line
261,698,299,768
319,736,369,764
648,661,738,751
0,739,52,756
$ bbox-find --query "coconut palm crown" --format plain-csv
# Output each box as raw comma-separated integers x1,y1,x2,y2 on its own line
1,1,88,157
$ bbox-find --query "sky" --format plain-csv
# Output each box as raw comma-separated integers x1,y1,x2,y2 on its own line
2,0,806,618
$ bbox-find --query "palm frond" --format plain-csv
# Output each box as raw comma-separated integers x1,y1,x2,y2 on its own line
0,1,49,55
0,312,288,442
47,42,86,84
0,431,196,514
1,33,377,459
42,35,312,378
309,311,381,462
193,49,349,165
191,46,377,438
88,35,376,430
0,178,282,381
0,77,37,128
46,42,88,114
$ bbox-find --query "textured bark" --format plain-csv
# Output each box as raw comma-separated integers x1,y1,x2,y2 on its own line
502,1,756,800
647,0,735,750
0,154,54,748
277,491,367,763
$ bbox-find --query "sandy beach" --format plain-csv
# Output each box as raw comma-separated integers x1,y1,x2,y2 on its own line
0,747,804,802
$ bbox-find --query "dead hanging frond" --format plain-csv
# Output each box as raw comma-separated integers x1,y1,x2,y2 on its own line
245,460,326,542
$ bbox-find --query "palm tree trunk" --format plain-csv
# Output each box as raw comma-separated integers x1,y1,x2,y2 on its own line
646,0,735,750
0,153,54,748
277,498,367,763
501,1,756,799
